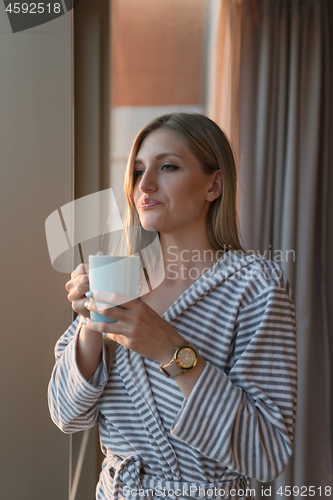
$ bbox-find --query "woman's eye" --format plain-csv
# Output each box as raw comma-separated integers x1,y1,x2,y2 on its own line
161,164,179,171
134,164,179,179
134,169,144,178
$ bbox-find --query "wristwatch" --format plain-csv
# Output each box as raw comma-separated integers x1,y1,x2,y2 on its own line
158,343,198,378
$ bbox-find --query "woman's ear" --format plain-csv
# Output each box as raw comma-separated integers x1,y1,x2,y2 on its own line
206,170,223,202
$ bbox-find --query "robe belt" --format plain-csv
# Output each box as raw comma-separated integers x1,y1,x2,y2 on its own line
104,453,251,500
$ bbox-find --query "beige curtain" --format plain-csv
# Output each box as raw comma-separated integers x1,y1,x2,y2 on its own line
210,0,333,497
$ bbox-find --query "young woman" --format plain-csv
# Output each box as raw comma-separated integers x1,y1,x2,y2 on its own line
48,113,297,500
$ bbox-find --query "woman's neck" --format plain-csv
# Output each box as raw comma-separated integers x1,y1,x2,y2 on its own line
159,229,220,286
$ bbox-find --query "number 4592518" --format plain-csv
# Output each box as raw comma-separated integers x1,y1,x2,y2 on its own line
277,486,332,496
5,3,62,14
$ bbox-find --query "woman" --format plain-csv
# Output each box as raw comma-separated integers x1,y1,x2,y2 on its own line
48,113,297,500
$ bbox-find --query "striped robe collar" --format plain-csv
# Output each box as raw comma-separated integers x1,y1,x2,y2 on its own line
116,250,259,482
162,250,259,324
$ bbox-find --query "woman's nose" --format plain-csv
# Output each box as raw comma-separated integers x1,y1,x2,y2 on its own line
138,169,157,193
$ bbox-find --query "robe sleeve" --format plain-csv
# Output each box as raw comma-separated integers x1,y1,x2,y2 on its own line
170,284,297,482
47,317,109,433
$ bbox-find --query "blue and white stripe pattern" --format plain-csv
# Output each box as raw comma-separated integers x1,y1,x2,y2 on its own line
48,251,297,499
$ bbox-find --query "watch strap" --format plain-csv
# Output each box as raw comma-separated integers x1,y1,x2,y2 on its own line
159,359,185,378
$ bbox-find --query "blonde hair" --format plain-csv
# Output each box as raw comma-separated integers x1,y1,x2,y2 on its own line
123,112,244,252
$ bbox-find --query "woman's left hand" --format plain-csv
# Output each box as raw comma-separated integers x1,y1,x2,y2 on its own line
84,290,186,365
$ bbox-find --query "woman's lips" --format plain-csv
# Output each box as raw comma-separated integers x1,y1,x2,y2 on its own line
139,199,162,209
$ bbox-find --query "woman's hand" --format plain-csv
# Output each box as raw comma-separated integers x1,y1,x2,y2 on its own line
65,263,90,317
84,290,185,364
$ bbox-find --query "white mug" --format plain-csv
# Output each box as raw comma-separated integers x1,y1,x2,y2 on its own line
88,255,140,323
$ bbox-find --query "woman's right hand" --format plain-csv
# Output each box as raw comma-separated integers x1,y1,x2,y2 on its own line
66,263,103,381
65,263,90,317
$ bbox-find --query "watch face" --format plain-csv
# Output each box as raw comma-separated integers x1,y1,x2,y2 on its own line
177,347,197,369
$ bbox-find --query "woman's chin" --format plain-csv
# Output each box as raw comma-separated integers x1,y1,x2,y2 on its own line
141,224,158,232
139,215,162,232
138,217,159,231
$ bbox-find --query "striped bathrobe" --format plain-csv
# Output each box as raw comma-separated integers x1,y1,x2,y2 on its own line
48,251,297,499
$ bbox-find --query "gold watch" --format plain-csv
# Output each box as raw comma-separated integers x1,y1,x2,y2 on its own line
158,343,198,378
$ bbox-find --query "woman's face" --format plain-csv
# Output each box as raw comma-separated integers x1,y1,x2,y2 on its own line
133,128,218,236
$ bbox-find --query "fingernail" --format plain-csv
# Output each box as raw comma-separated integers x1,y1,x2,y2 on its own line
86,291,93,298
82,318,87,325
84,301,89,308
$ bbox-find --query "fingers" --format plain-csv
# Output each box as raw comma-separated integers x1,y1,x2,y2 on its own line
65,272,89,293
83,316,121,336
85,298,124,320
71,297,90,317
82,317,132,351
71,263,89,279
85,292,144,323
91,290,138,308
68,285,90,316
85,297,146,344
67,279,89,299
65,269,90,316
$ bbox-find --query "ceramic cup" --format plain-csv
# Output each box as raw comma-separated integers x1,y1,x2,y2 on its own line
88,255,140,323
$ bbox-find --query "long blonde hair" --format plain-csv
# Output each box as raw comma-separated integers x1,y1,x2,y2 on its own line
123,112,244,252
